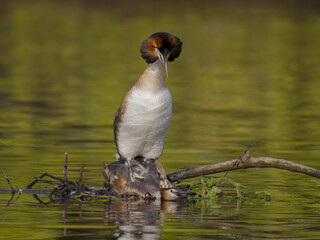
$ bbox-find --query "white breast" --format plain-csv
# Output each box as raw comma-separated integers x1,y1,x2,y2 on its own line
117,87,172,159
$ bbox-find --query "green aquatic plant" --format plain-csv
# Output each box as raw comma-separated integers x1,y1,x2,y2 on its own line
181,177,272,202
187,177,222,200
255,191,272,202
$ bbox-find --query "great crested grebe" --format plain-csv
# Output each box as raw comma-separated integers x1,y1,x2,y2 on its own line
114,32,182,161
104,32,183,200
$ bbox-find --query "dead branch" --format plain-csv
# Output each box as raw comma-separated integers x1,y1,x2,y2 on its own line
167,151,320,182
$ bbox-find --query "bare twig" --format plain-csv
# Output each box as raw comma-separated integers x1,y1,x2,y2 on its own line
64,152,68,186
2,192,15,211
2,170,15,192
224,137,265,177
34,177,57,186
167,152,320,182
14,191,22,201
32,194,44,204
27,172,64,189
78,162,85,189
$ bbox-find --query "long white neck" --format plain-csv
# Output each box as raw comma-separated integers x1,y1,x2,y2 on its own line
134,59,166,92
116,59,172,160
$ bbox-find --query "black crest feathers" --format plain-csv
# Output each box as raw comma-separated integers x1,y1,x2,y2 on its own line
140,32,182,64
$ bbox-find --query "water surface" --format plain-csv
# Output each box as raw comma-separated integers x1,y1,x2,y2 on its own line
0,0,320,239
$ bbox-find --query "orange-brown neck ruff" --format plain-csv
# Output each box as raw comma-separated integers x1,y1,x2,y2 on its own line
140,32,182,64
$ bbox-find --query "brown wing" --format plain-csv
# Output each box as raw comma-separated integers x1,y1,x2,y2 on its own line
113,105,123,155
113,91,131,158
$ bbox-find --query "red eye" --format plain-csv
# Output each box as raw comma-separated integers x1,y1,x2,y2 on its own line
170,190,173,193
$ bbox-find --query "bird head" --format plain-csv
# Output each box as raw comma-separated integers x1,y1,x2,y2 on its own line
103,161,129,193
140,32,182,78
161,187,187,201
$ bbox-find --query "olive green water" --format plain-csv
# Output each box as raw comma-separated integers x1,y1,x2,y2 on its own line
0,0,320,239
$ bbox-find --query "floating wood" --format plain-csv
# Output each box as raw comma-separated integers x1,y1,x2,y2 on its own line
167,151,320,182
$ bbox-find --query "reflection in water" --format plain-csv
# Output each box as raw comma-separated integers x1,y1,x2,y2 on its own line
1,190,320,239
102,198,256,239
103,200,171,239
